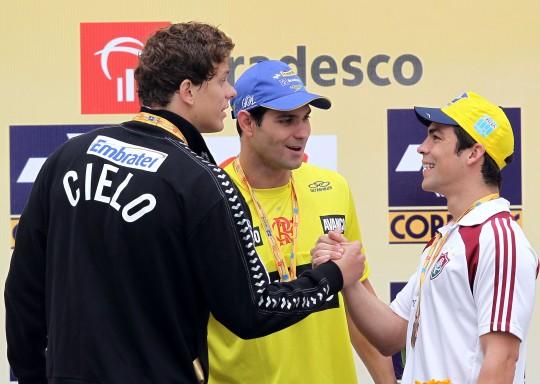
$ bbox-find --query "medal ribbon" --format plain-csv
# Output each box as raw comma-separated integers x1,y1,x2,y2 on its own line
233,158,299,282
411,193,499,348
132,112,189,145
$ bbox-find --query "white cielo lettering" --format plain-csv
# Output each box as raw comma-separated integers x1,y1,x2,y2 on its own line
85,163,93,200
61,163,157,223
95,163,117,204
122,194,157,223
63,170,80,207
110,173,133,211
87,135,168,172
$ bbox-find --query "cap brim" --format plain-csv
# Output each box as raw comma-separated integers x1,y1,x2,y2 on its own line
414,107,458,126
261,91,331,112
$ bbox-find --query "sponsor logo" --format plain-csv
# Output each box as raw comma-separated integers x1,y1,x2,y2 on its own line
320,215,346,234
87,136,167,172
252,227,263,246
241,95,256,108
388,209,522,244
272,216,293,246
474,114,497,137
449,92,468,104
229,46,424,87
80,22,170,114
309,180,332,192
387,108,522,244
10,124,106,247
430,252,450,280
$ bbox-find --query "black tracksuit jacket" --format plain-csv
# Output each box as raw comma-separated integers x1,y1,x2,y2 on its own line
5,108,343,384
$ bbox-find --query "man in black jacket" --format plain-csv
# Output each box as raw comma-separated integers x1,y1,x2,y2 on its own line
5,22,365,384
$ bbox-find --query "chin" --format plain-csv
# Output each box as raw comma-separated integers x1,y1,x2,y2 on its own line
421,181,434,193
201,122,224,134
289,161,303,170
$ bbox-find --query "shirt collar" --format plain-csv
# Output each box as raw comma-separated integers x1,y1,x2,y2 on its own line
437,197,510,235
137,106,216,163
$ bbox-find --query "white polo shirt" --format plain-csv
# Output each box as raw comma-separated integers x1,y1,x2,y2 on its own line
391,198,538,384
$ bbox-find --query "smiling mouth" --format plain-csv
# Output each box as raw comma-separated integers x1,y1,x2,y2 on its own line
286,145,303,152
422,163,434,171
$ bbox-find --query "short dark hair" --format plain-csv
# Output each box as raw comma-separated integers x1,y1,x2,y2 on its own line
236,106,268,136
135,22,234,107
453,125,513,188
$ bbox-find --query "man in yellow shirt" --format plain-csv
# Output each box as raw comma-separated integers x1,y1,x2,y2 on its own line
207,60,396,383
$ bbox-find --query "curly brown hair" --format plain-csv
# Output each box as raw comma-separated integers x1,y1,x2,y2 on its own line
135,22,234,107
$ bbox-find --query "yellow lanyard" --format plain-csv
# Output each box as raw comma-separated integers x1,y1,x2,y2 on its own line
411,193,499,348
132,112,189,145
233,158,299,282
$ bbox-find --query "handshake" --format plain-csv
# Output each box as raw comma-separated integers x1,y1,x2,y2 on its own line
310,231,366,288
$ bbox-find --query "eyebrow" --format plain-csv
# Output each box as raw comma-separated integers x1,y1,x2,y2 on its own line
428,126,441,135
276,112,297,118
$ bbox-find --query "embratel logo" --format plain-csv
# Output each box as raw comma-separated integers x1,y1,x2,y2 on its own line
10,124,106,248
309,180,332,192
80,22,170,114
387,108,522,244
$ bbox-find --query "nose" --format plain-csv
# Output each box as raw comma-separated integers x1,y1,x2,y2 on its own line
294,120,311,140
226,81,237,99
417,137,429,155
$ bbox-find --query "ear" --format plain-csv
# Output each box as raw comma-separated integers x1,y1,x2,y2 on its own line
467,143,486,166
237,110,256,137
178,79,195,105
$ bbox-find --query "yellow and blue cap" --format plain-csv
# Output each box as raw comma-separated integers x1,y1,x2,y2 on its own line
231,60,331,118
414,91,514,169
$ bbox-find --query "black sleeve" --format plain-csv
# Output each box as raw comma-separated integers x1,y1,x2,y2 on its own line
186,167,343,340
5,163,49,383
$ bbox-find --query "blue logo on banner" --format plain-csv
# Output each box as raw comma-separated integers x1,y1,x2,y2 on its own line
387,108,522,207
10,124,107,215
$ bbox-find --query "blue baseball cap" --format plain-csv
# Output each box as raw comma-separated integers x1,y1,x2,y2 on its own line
231,60,331,118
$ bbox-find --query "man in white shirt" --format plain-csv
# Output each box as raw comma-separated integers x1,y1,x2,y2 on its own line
312,91,539,384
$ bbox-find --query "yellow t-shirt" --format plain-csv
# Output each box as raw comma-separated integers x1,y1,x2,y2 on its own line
207,162,370,384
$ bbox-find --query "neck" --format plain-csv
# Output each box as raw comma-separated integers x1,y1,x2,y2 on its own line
446,183,499,221
157,95,201,133
238,152,291,189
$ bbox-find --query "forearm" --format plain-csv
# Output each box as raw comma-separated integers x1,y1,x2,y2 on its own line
477,356,516,384
343,281,407,356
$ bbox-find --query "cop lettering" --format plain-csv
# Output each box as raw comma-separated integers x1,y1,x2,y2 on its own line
230,46,423,87
390,213,449,241
62,163,156,223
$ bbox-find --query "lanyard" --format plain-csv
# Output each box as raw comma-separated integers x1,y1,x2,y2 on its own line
411,193,499,348
233,158,299,282
132,112,189,145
